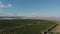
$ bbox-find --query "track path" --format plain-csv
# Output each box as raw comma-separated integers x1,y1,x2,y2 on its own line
50,20,60,32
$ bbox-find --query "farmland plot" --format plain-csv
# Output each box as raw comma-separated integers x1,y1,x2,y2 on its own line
0,19,56,34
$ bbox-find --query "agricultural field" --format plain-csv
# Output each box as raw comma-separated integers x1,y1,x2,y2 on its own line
0,19,56,34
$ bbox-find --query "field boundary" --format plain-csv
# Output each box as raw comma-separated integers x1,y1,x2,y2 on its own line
41,24,58,34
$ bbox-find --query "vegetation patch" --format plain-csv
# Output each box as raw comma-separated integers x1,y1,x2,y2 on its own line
0,19,56,34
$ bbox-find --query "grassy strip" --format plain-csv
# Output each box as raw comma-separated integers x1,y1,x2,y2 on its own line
42,24,58,34
45,24,58,31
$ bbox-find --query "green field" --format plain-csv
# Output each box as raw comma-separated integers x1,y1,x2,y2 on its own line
0,19,56,34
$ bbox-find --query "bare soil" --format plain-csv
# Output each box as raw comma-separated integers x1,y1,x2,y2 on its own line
51,20,60,32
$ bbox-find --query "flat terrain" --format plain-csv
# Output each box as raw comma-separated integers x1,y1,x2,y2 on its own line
0,19,56,34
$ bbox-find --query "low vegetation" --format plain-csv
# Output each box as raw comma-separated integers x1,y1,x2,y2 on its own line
0,19,56,34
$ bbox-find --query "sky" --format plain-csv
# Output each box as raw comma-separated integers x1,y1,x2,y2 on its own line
0,0,60,17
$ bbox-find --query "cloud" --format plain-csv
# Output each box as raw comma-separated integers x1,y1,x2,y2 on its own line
0,2,14,8
0,12,50,17
26,13,40,17
0,2,2,4
26,13,50,17
8,4,12,7
0,11,21,16
0,12,13,16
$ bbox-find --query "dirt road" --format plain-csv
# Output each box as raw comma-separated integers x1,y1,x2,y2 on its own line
50,20,60,32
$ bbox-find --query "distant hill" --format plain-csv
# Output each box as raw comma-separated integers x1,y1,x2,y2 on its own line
0,16,60,20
